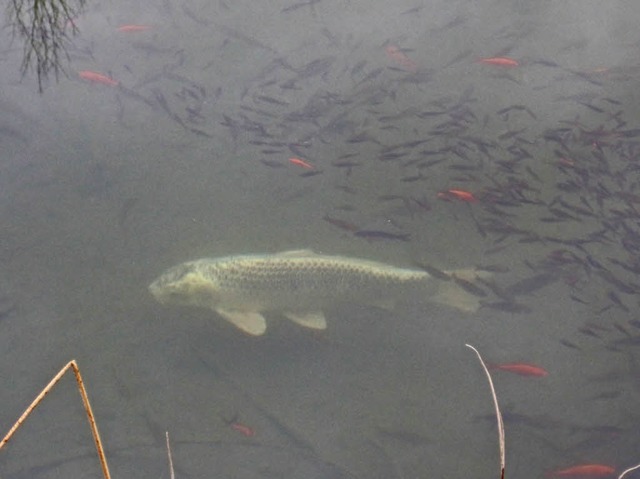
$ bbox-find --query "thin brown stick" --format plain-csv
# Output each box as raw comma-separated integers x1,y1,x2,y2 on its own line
0,360,111,479
466,344,505,479
166,431,175,479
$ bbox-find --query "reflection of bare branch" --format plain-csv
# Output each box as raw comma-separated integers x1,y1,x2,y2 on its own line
7,0,86,92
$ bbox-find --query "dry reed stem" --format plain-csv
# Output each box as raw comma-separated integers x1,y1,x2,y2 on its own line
619,463,640,479
166,431,175,479
0,359,111,479
466,344,505,479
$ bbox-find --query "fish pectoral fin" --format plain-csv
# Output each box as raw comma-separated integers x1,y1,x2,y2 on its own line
444,268,493,281
432,272,489,313
283,311,327,330
215,308,267,335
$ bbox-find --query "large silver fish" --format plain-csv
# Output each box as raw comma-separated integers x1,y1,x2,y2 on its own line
149,249,485,335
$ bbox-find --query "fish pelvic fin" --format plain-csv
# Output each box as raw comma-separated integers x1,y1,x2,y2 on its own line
215,308,267,335
433,268,492,313
283,311,327,330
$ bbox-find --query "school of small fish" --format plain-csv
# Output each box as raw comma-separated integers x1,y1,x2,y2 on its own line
63,4,640,476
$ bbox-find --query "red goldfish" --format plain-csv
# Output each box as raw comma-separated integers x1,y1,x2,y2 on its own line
230,422,255,437
223,414,256,437
78,70,119,86
490,362,548,377
547,464,615,477
478,57,519,67
117,24,152,32
385,45,418,73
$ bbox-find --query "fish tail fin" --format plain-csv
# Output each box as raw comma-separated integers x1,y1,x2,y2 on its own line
432,268,492,313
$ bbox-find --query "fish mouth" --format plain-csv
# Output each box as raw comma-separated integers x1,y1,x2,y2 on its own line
148,281,164,302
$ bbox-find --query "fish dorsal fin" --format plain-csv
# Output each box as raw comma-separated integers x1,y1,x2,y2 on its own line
275,249,317,257
283,311,327,330
215,308,267,335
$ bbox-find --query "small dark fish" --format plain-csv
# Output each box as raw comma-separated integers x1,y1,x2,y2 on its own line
559,339,581,350
531,59,561,68
187,127,212,138
354,230,410,241
496,104,537,119
570,294,589,305
323,215,359,232
281,0,322,13
217,24,277,53
597,270,637,294
296,56,335,79
255,95,289,106
400,174,424,183
442,49,473,68
411,196,432,212
0,300,16,321
260,159,285,168
607,290,629,312
452,275,487,297
356,67,385,85
416,158,447,169
250,140,287,147
0,125,28,142
619,128,640,137
504,273,557,297
498,128,527,140
118,197,139,226
578,327,601,339
400,6,424,15
577,102,605,113
331,161,361,168
612,323,631,337
590,390,621,401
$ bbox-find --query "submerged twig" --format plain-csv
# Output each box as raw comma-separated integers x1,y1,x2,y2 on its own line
466,343,505,479
619,463,640,479
166,431,176,479
0,360,111,479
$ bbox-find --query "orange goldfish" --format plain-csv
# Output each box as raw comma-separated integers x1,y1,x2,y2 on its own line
490,363,548,377
437,189,478,203
288,157,314,169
